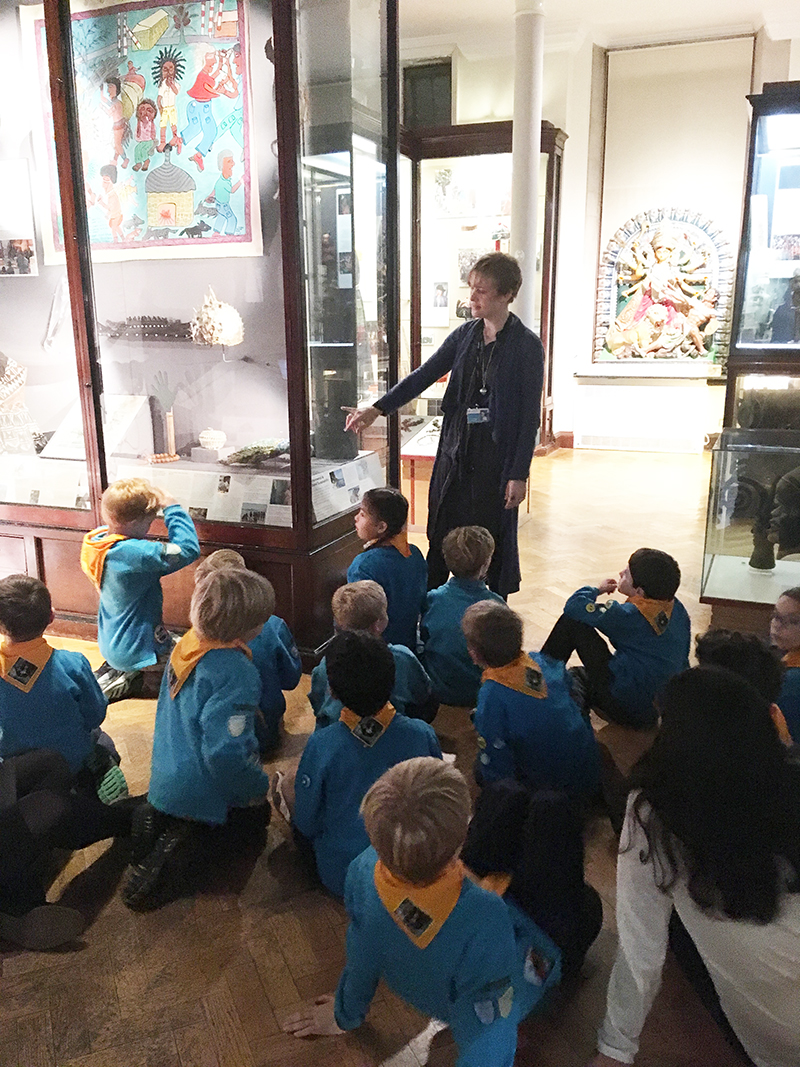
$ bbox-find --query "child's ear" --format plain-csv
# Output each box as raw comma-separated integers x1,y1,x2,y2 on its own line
466,642,484,666
376,519,388,538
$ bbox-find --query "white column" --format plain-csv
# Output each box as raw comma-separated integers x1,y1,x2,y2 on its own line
510,0,545,327
789,39,800,80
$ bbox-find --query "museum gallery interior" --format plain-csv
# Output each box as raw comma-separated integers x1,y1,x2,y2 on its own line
0,0,799,1063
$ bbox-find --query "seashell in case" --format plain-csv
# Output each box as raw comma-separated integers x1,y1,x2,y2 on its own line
198,428,227,451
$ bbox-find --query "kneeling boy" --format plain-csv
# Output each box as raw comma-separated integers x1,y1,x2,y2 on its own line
464,601,600,799
311,581,437,728
284,758,560,1066
124,567,273,908
541,547,690,728
292,631,442,897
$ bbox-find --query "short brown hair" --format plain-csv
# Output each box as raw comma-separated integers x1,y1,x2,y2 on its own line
361,758,471,884
332,580,387,631
190,568,275,643
442,526,494,580
469,252,522,299
101,478,160,525
0,574,52,642
195,549,246,583
462,600,523,667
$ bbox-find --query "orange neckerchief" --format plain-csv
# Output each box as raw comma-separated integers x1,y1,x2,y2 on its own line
482,652,547,700
80,526,127,590
783,650,800,669
374,858,465,948
627,595,674,635
339,702,396,747
0,636,53,693
365,531,411,558
168,628,252,698
770,704,792,746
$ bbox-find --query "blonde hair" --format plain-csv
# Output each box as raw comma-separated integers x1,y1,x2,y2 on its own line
101,478,160,525
361,758,471,884
190,568,275,643
332,580,387,631
462,600,522,667
195,549,246,583
442,526,495,580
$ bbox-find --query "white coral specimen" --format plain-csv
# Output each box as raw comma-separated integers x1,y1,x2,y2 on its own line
190,288,244,347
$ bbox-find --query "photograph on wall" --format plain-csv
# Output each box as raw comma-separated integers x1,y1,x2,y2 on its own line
594,208,735,364
458,248,486,285
23,0,261,263
423,280,449,328
0,160,39,276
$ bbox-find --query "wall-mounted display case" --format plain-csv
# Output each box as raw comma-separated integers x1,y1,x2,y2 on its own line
0,0,397,656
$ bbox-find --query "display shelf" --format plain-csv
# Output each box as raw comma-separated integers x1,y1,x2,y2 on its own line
701,552,800,604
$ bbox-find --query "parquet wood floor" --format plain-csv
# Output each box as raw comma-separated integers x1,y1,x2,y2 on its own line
1,449,743,1067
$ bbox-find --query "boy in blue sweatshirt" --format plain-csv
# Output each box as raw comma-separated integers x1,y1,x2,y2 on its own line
541,547,690,729
289,631,442,897
464,601,600,798
0,574,127,803
421,525,504,706
194,550,302,753
283,758,560,1065
347,487,427,650
81,478,200,702
123,567,273,909
311,580,437,728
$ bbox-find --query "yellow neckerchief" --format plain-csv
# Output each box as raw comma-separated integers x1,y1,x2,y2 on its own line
168,628,252,698
482,652,547,700
365,531,411,558
466,870,513,897
339,702,396,747
770,704,792,746
374,858,465,948
783,650,800,669
80,526,127,590
627,595,675,635
0,636,53,693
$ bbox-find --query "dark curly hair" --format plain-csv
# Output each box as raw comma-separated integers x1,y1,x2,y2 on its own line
695,628,784,704
627,666,800,922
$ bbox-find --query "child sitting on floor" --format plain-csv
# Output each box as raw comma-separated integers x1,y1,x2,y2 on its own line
194,550,302,753
123,567,274,909
347,487,427,650
289,631,442,897
311,581,437,728
541,547,690,729
421,525,504,706
0,574,127,803
770,587,800,744
80,478,199,702
283,758,561,1065
463,600,600,799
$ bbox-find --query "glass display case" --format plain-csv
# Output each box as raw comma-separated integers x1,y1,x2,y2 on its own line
0,0,397,654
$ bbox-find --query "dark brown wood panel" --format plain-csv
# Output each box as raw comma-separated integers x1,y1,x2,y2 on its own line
40,534,99,616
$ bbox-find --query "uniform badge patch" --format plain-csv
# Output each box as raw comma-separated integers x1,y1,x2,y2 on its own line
228,715,246,737
395,897,432,937
655,610,669,633
524,666,544,692
585,603,596,612
8,657,37,686
352,716,384,747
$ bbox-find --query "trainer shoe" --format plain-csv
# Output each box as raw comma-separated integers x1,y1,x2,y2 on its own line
99,668,144,704
129,801,162,865
0,903,85,950
123,820,189,910
96,764,129,805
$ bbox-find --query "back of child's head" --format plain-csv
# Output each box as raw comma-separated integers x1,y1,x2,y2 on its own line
462,600,523,667
695,629,784,705
362,487,408,538
442,525,494,580
102,478,160,526
332,580,387,632
190,568,275,643
628,547,681,600
195,549,246,583
325,630,395,716
780,586,800,608
0,574,51,642
361,757,471,884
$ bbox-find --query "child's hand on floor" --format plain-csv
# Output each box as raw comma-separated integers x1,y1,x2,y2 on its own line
597,578,617,595
283,994,344,1037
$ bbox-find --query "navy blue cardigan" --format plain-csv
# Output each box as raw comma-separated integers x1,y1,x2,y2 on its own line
375,314,543,595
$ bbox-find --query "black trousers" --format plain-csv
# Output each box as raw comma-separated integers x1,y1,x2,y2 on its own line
541,614,654,728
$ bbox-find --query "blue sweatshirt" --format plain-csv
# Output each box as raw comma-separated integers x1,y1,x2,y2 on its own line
310,643,433,729
248,616,302,732
293,710,442,897
473,651,600,797
421,578,504,706
563,587,691,726
347,544,427,650
778,666,800,744
87,504,200,671
148,647,270,825
334,847,561,1066
0,644,106,773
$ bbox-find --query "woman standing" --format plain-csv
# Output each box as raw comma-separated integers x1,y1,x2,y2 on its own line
345,253,543,598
